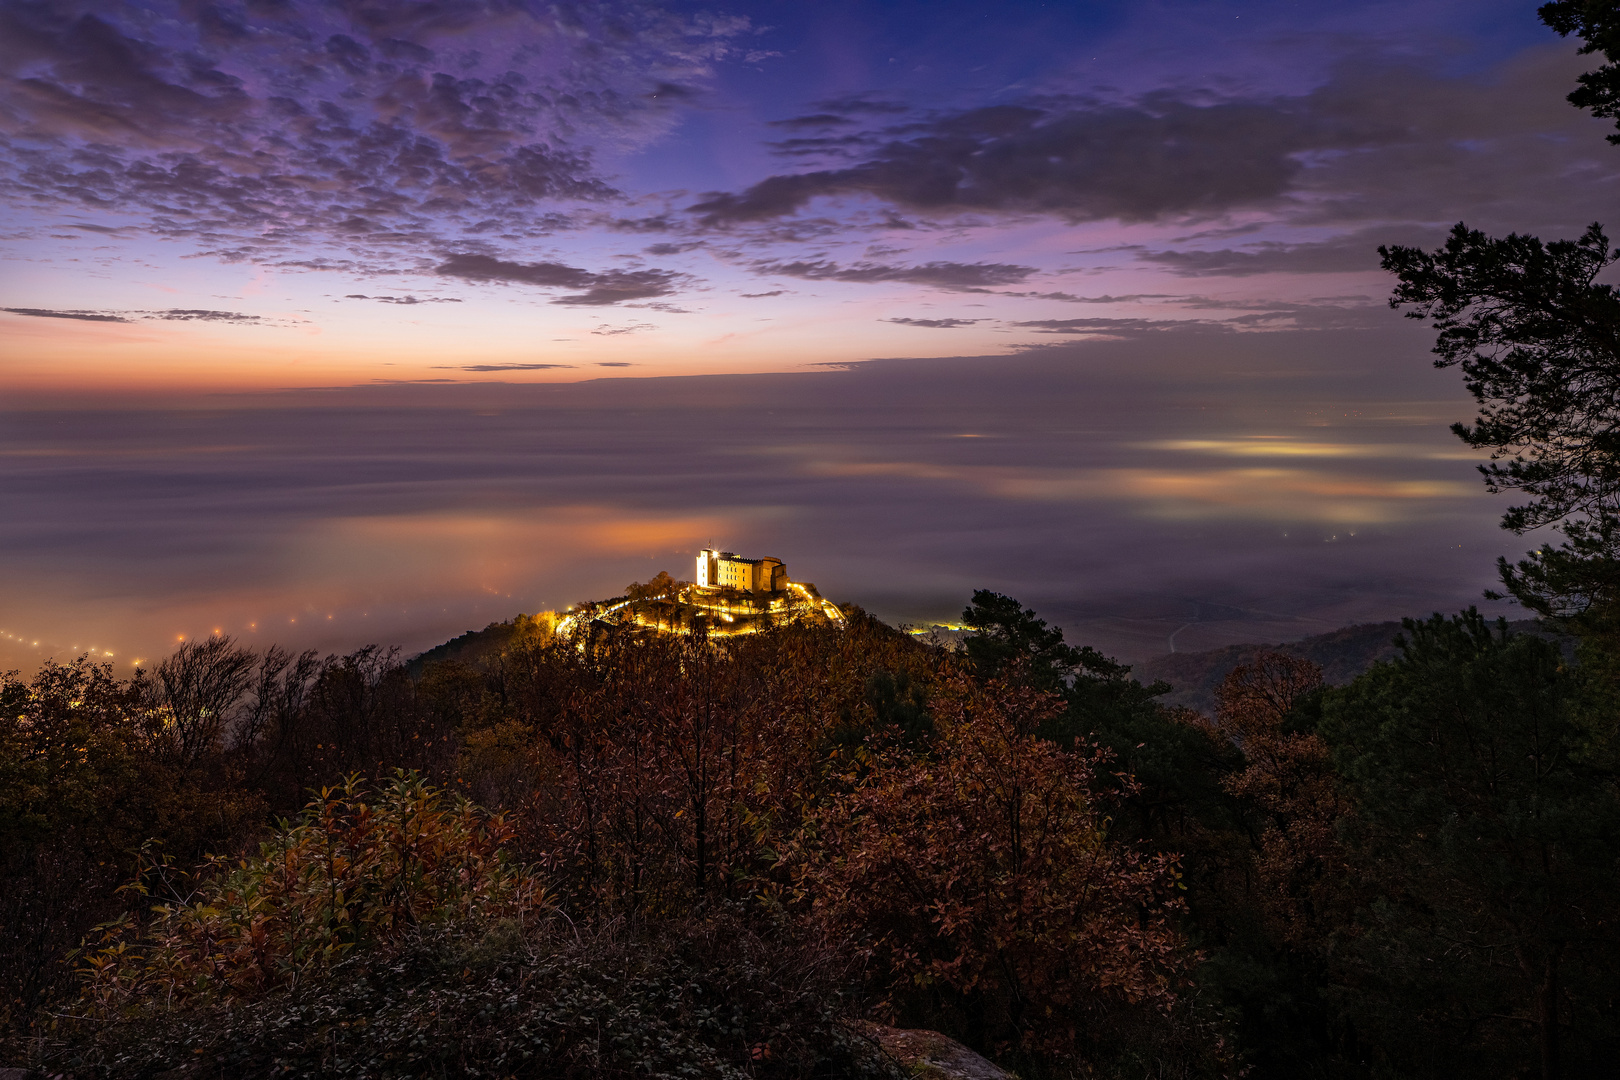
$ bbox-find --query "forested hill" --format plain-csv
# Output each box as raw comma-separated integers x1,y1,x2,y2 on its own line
1135,617,1553,713
407,619,522,676
416,613,1559,718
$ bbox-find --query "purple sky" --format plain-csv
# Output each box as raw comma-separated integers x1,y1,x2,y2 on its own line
1,0,1615,670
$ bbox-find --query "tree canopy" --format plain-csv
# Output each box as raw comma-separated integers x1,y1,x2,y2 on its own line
1379,223,1620,615
1323,612,1620,1080
1378,3,1620,619
1541,1,1620,142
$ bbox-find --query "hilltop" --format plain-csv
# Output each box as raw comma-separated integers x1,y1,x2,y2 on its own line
408,567,844,676
411,601,1559,721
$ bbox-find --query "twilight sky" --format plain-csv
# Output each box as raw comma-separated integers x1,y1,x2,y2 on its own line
2,0,1617,672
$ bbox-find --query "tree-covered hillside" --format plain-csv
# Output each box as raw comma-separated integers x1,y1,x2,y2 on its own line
3,585,1618,1079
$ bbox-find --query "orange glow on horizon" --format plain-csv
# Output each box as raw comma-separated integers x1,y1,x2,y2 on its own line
0,303,1032,396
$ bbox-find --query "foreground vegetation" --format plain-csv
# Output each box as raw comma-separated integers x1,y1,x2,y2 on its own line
7,8,1620,1075
2,588,1618,1078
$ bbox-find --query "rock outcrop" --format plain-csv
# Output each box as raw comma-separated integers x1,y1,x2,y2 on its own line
857,1022,1014,1080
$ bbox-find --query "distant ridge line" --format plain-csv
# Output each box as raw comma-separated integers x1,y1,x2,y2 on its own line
1133,617,1553,715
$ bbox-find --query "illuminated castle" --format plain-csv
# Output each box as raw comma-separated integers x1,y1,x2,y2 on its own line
696,549,787,594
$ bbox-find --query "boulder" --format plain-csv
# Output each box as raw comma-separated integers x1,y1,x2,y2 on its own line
856,1022,1014,1080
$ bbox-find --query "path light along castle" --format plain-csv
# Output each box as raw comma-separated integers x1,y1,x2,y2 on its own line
554,548,843,638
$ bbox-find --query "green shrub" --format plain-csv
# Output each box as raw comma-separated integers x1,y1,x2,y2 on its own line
42,913,903,1080
79,771,545,1012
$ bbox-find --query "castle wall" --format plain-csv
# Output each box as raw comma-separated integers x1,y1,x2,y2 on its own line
697,549,787,594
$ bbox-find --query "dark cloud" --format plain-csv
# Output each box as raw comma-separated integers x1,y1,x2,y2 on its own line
435,254,684,305
768,113,858,129
809,95,908,115
752,259,1033,289
690,96,1366,226
2,306,129,322
608,216,679,233
147,309,260,322
344,294,462,305
4,305,274,323
643,242,704,255
596,362,634,367
766,134,870,159
1016,292,1178,303
1012,296,1387,335
627,302,694,314
1013,317,1221,336
449,363,576,372
1132,229,1438,276
884,317,984,328
739,290,787,298
1104,217,1473,286
1213,300,1388,332
646,81,699,103
1142,246,1355,276
688,50,1617,237
1271,50,1620,235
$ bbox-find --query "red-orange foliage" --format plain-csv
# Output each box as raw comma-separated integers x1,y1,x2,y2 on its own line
520,627,785,912
797,676,1192,1057
502,614,941,914
1213,653,1354,948
450,618,1203,1060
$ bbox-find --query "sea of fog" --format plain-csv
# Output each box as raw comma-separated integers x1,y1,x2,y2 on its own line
0,327,1526,673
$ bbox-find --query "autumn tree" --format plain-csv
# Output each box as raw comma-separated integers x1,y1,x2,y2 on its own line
1170,653,1371,1075
0,656,264,1037
0,659,145,1029
798,675,1192,1063
960,592,1227,846
247,645,457,813
475,606,947,917
233,645,322,781
510,625,779,913
625,570,689,602
137,636,259,774
1212,653,1355,950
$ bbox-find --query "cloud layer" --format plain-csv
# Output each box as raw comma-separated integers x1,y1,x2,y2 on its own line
435,254,684,304
5,5,1615,327
691,47,1617,249
2,305,269,323
692,95,1370,225
752,259,1034,289
0,0,753,267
